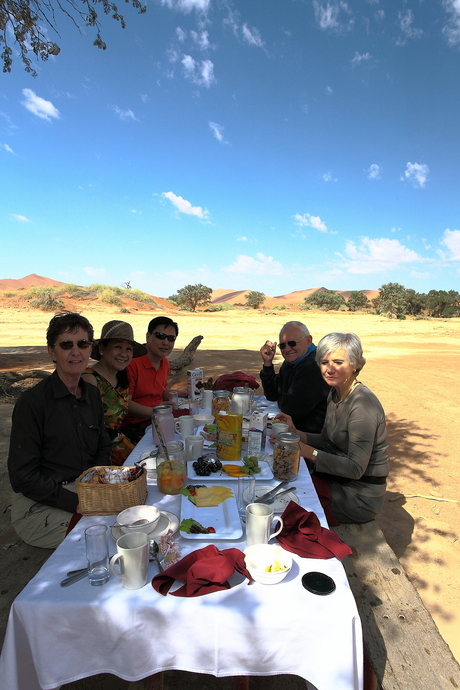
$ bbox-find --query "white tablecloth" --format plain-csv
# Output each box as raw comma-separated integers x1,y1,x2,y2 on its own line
0,416,363,690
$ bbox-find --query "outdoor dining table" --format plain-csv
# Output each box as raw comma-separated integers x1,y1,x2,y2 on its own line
0,403,363,690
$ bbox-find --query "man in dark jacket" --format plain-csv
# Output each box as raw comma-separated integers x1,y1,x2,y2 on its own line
259,321,329,433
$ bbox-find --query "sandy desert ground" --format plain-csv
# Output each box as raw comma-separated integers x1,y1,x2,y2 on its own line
1,304,459,677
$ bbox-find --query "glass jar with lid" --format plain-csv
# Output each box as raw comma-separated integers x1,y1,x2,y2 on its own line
231,387,252,416
273,432,301,481
151,404,175,445
212,390,231,418
156,441,186,495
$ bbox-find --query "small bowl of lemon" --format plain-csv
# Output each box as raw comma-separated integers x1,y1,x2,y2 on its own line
244,544,292,584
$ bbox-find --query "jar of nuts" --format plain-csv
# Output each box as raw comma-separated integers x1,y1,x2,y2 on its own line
212,390,231,418
273,432,301,481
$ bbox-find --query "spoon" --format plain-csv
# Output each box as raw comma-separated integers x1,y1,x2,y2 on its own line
130,519,150,527
150,541,164,572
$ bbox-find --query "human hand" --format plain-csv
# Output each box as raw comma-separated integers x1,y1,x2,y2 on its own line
260,340,277,365
274,413,296,432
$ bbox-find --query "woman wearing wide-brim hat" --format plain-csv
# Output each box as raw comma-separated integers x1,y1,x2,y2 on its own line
83,321,147,465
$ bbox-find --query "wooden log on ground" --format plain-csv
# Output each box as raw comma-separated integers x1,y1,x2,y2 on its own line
0,370,51,396
333,521,460,690
168,335,203,386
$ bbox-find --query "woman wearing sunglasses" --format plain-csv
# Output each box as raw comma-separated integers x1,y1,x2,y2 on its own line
83,321,147,465
8,312,111,548
276,332,389,525
120,316,187,443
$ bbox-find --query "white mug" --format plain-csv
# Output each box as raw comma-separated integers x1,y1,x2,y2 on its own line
245,503,284,548
109,532,150,590
175,415,195,439
185,435,204,461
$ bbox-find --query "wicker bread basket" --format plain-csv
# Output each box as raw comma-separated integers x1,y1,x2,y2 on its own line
75,466,148,516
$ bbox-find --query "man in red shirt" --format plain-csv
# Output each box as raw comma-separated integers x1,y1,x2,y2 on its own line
121,316,184,442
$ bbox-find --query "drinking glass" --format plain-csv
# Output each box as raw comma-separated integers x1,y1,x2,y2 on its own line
85,524,110,586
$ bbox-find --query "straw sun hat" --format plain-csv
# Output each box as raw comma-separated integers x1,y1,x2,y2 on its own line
91,321,147,360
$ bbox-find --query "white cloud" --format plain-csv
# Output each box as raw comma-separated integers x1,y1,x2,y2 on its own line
181,55,215,86
401,162,429,188
161,0,210,13
313,1,353,32
21,89,60,121
237,236,248,242
113,106,139,122
397,9,423,45
341,237,420,274
351,51,371,66
209,121,228,144
367,163,381,180
162,191,209,219
325,86,333,95
176,27,186,41
223,253,286,276
191,30,210,50
241,24,264,47
443,0,460,46
140,94,150,103
322,171,337,182
2,143,14,153
439,228,460,260
294,213,329,233
83,267,107,278
11,214,31,222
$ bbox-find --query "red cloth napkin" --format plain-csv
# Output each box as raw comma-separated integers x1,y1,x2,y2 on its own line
151,544,253,597
212,372,259,393
277,502,352,560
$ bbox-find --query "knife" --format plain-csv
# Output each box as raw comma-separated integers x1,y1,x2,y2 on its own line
254,480,289,503
60,570,88,587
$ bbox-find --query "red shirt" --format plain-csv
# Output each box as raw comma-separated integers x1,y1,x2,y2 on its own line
125,355,170,424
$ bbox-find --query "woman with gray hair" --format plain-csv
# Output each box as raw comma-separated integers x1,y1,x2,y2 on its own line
276,332,389,524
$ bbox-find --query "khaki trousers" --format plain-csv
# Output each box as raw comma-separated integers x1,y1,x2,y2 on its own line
11,484,78,549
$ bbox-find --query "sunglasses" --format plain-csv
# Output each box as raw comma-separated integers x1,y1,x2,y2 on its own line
151,331,176,343
56,339,93,350
279,338,305,350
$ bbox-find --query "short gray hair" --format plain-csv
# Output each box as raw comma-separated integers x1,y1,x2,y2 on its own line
316,333,366,373
280,321,310,338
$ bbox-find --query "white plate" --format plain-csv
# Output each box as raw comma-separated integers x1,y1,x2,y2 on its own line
111,510,179,541
179,488,243,540
187,460,273,481
254,485,299,514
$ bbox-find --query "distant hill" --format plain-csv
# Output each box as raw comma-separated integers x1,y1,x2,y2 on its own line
0,275,378,308
0,273,64,290
211,287,378,306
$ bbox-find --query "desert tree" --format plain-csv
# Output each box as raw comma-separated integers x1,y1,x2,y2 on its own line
301,289,347,311
172,284,212,312
0,0,146,76
245,291,266,309
374,283,408,318
347,291,370,312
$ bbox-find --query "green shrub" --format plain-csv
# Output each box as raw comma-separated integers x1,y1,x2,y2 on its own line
120,307,130,313
124,289,157,305
203,304,223,312
88,283,122,294
99,288,123,306
26,285,57,298
3,291,16,297
220,302,235,310
30,293,64,311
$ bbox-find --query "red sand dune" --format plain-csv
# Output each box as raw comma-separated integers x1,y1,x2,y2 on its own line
0,273,64,290
211,287,378,306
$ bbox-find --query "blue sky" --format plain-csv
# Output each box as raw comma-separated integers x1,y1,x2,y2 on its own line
1,0,460,298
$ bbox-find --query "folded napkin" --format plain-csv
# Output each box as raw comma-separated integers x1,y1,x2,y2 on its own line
277,502,352,560
152,544,253,597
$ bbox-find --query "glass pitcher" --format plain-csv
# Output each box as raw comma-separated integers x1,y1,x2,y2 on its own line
151,404,175,445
